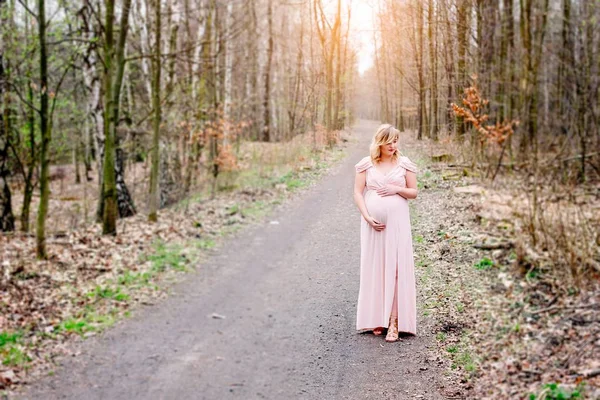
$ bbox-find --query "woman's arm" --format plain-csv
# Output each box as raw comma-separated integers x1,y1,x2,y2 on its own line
397,171,418,199
353,171,370,219
354,169,385,231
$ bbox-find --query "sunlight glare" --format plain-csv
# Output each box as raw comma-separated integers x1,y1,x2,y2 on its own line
350,0,376,75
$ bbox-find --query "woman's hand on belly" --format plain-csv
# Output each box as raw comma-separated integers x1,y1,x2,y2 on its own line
365,215,386,231
375,184,403,197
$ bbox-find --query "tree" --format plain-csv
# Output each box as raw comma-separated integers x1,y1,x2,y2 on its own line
102,0,133,235
456,0,471,141
518,0,550,162
314,0,341,132
0,0,15,232
416,0,425,140
148,0,161,222
427,0,438,140
262,0,273,141
35,0,50,257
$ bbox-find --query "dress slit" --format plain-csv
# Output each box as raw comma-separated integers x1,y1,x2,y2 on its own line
386,258,399,329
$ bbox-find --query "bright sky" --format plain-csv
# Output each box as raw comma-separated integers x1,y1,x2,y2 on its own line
321,0,377,75
349,0,376,75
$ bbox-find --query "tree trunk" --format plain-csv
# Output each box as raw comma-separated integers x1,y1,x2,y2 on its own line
21,52,35,232
0,0,14,232
74,139,81,184
223,1,233,143
247,0,259,140
518,0,550,164
148,0,161,222
102,0,117,235
102,0,133,235
428,0,438,140
441,0,455,136
334,0,342,130
262,0,273,142
416,0,425,140
456,0,470,141
36,0,50,257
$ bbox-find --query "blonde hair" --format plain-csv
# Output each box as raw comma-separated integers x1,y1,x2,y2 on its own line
370,124,402,163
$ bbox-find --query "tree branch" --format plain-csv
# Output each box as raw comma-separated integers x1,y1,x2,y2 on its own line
7,82,41,114
50,57,79,119
16,0,37,20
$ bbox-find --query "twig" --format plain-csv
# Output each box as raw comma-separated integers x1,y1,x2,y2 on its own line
541,152,599,166
16,0,37,19
581,369,600,379
530,303,599,315
7,82,41,114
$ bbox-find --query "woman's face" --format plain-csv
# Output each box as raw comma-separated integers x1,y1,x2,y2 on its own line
380,138,398,157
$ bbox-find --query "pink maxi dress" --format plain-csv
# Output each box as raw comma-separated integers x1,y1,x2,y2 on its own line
355,155,419,335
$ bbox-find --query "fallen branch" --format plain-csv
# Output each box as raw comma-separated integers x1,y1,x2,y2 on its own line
473,241,515,250
529,303,600,315
581,369,600,379
541,152,599,166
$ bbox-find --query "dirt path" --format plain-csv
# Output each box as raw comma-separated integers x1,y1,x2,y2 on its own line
18,120,446,400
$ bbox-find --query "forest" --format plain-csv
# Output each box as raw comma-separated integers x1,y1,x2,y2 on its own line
1,0,599,398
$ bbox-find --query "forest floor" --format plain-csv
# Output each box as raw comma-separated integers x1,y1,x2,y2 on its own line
2,120,599,399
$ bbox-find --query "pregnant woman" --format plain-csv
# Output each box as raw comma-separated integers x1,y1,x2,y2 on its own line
353,124,419,342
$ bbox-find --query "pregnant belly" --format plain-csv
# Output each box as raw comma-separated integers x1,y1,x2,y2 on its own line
364,190,405,224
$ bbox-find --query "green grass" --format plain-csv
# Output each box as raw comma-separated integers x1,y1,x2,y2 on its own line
457,350,475,372
241,200,268,219
143,240,188,273
526,267,542,280
277,171,307,191
528,382,584,400
0,331,29,368
117,271,152,287
57,309,119,337
2,345,31,367
0,331,22,348
226,204,240,215
436,332,447,342
195,238,216,250
474,257,494,270
58,318,90,335
424,299,441,309
87,285,130,302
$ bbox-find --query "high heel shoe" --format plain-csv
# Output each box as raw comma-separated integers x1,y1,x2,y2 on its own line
385,315,399,342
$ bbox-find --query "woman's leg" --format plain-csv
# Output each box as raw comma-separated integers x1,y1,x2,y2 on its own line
386,264,399,342
375,269,397,336
391,264,398,319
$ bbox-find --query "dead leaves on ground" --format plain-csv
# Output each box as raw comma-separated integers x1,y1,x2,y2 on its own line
408,134,599,399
